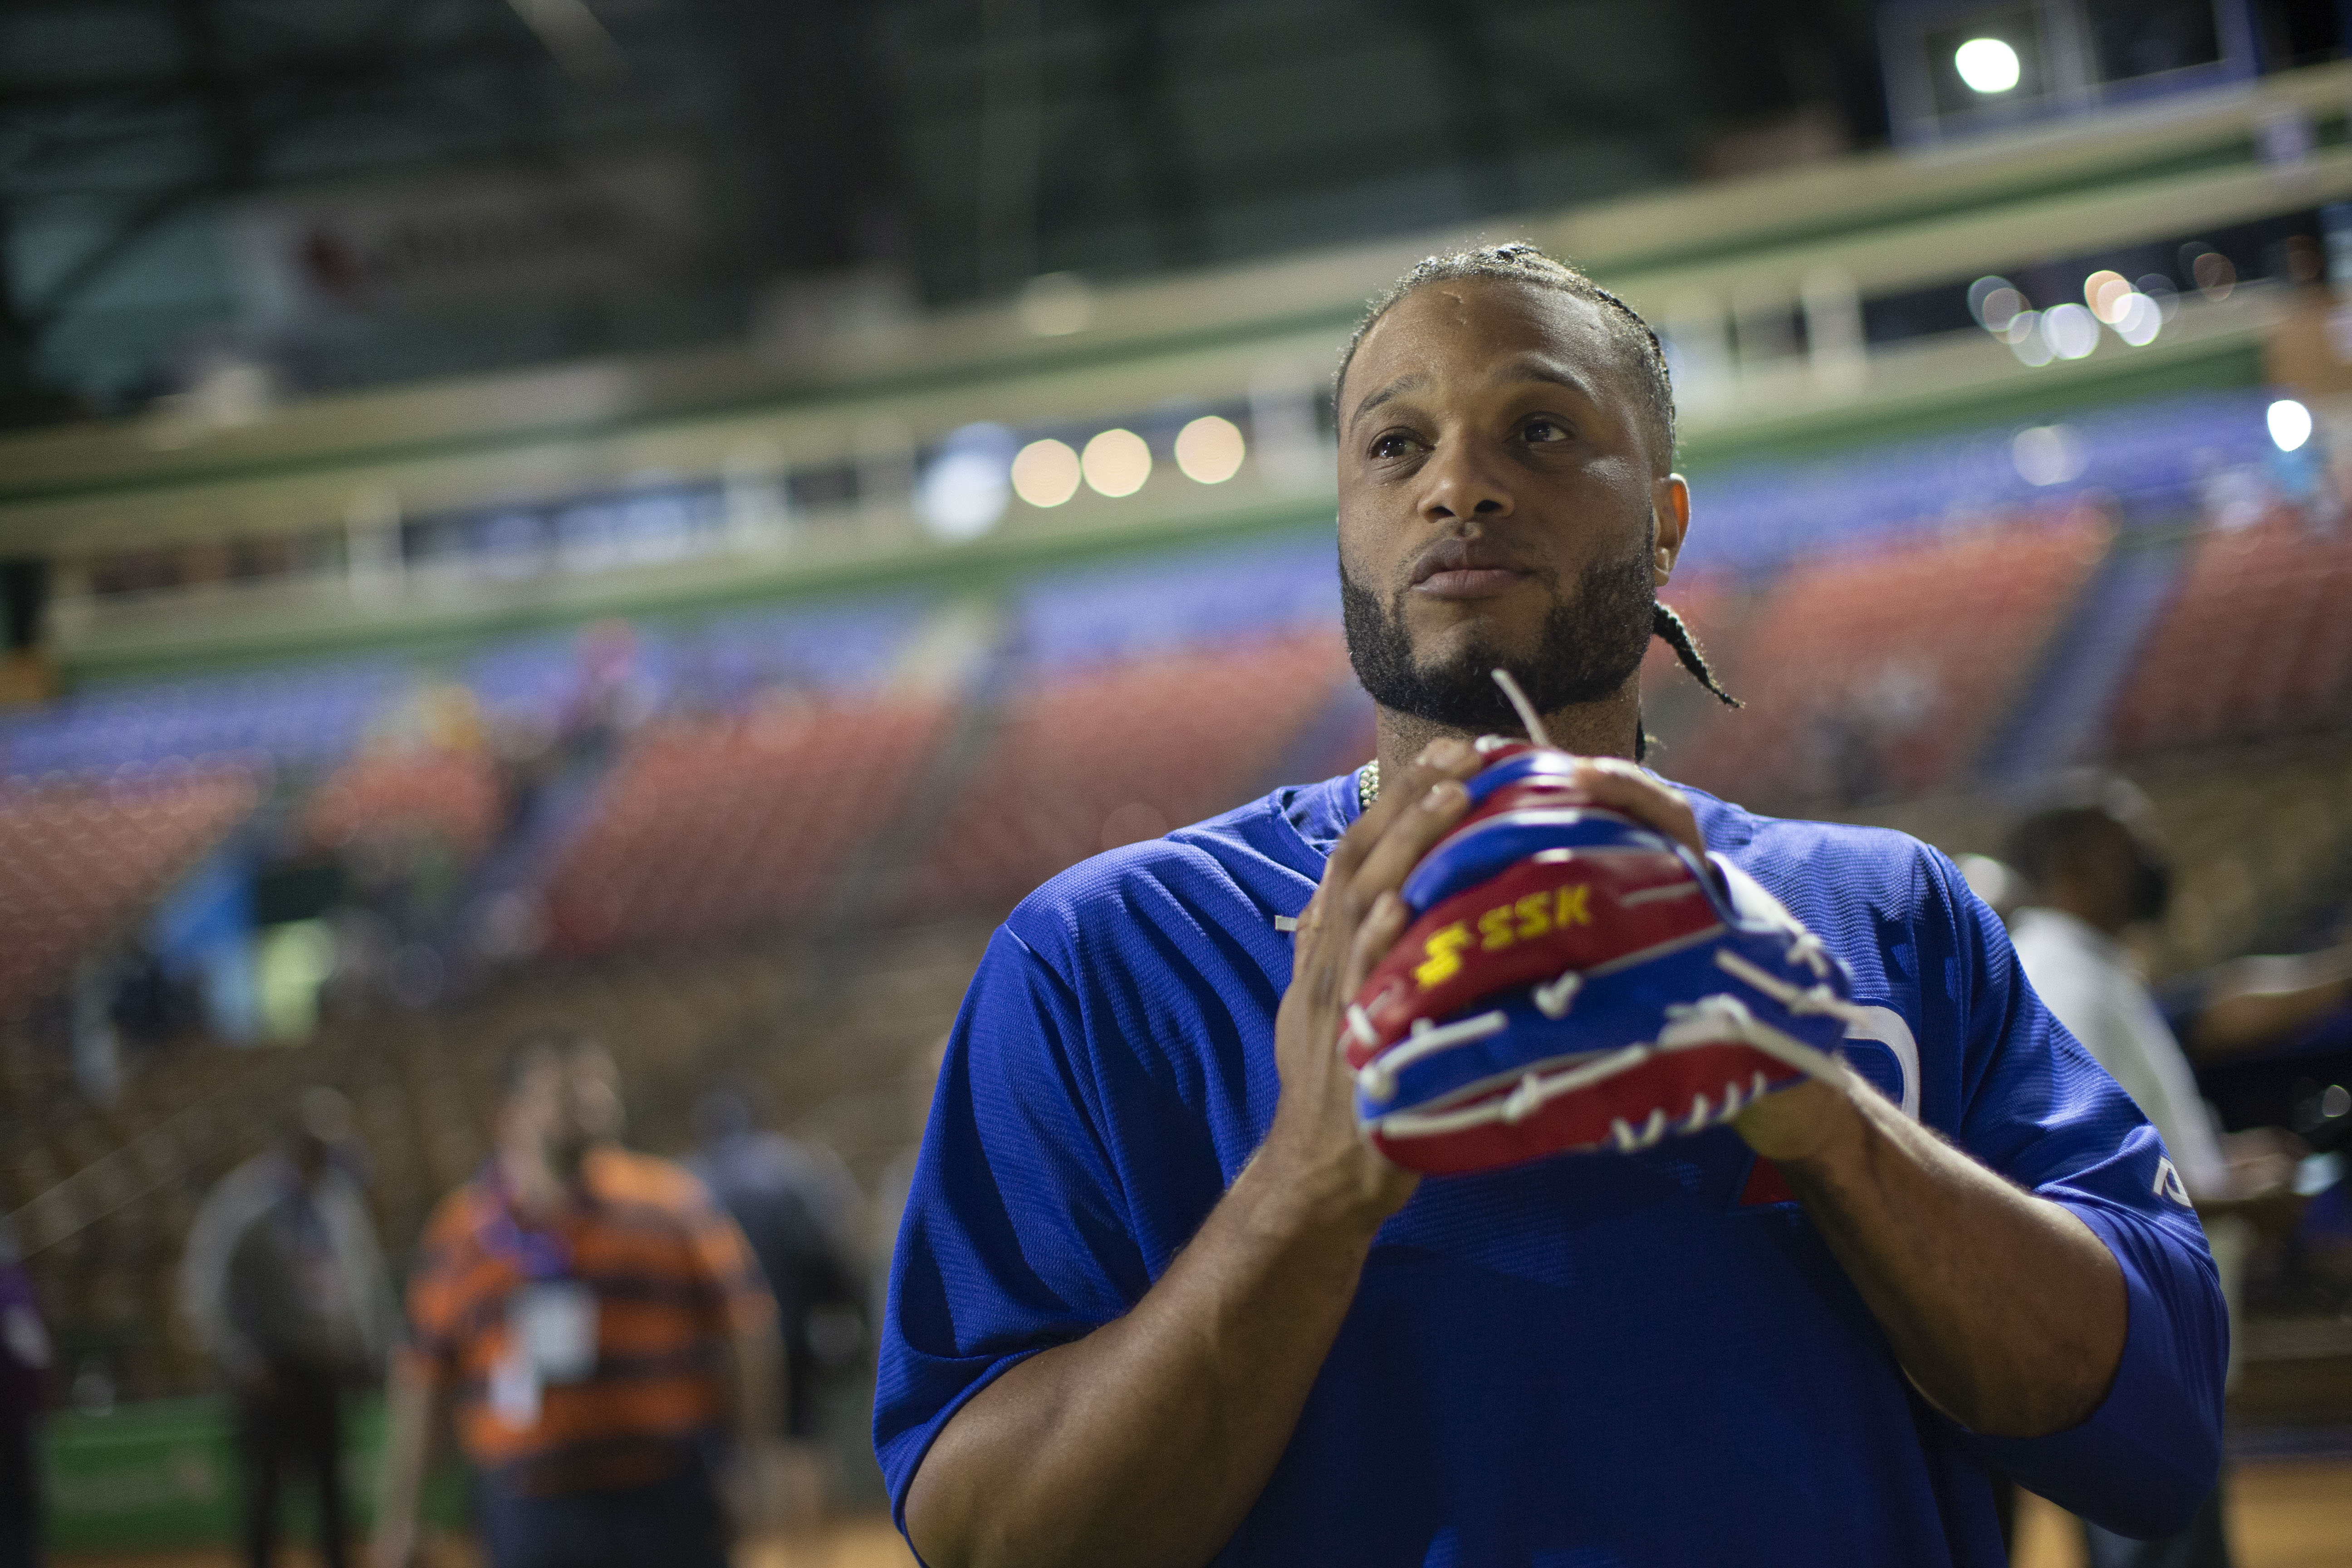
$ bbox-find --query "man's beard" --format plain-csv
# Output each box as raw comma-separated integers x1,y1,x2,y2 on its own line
1341,548,1656,734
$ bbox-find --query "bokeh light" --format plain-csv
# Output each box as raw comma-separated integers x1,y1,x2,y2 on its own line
1969,276,2026,333
2269,399,2314,452
1174,416,1246,483
2113,292,2162,347
1010,438,1083,507
2040,303,2099,361
916,423,1015,542
2192,251,2236,300
2007,310,2053,366
1954,38,2021,94
1082,428,1153,496
2083,270,2132,324
2012,424,2086,486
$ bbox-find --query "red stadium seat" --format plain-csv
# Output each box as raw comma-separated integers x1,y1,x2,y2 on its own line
1665,511,2109,811
0,769,259,1021
2107,509,2352,756
304,747,505,858
542,695,949,953
906,628,1356,913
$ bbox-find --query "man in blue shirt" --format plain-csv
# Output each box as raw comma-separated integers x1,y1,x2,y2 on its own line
876,244,2225,1567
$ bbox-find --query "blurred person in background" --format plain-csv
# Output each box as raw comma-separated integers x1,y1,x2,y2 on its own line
2008,779,2309,1568
181,1087,395,1568
370,1031,780,1568
688,1088,866,1535
0,1216,51,1568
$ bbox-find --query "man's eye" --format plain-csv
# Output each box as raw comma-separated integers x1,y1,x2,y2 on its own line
1524,419,1569,444
1370,433,1419,460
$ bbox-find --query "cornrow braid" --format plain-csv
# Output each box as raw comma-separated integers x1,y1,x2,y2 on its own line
1335,240,1677,470
1653,602,1740,710
1635,602,1740,766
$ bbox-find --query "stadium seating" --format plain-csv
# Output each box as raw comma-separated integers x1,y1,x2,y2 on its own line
2107,509,2352,757
8,426,2352,1414
0,770,259,1022
0,663,402,780
1678,390,2278,578
304,747,506,859
1639,572,1746,755
902,628,1356,915
541,695,950,953
463,598,928,729
1666,510,2110,810
1015,533,1340,670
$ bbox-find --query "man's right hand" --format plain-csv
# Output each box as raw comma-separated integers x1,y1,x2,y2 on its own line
902,737,1485,1568
1258,737,1482,1228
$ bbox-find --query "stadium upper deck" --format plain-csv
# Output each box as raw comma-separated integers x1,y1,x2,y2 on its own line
2,59,2349,681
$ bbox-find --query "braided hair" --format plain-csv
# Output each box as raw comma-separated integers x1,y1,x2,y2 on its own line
1340,243,1741,758
1336,240,1677,480
1640,600,1740,763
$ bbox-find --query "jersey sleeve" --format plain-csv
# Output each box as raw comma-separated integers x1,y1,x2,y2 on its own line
1931,854,2226,1538
872,923,1152,1539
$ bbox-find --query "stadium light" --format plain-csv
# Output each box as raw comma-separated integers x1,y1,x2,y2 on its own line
2269,399,2314,452
1011,438,1082,507
1082,429,1152,496
1953,38,2021,94
1174,416,1246,483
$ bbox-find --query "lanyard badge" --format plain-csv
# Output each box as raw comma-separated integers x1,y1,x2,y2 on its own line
483,1176,599,1427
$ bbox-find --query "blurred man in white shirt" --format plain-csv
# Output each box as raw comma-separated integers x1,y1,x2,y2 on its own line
2007,779,2302,1568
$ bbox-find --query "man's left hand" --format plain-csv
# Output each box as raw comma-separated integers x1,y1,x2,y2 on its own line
1565,757,1863,1166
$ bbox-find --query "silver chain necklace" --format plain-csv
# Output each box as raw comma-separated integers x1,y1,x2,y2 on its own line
1356,760,1380,813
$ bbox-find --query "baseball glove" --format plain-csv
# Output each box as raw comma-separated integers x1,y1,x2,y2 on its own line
1346,738,1862,1176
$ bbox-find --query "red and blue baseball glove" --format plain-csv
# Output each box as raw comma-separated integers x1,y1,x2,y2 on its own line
1346,741,1862,1176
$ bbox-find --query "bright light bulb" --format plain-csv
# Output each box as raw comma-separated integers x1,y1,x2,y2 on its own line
2269,399,2313,453
1082,428,1152,497
1010,439,1082,507
1954,37,2021,94
1174,416,1246,483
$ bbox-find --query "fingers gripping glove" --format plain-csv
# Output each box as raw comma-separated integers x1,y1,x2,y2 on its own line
1345,740,1866,1177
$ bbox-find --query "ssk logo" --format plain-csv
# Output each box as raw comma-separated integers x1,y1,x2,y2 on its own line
1411,886,1594,988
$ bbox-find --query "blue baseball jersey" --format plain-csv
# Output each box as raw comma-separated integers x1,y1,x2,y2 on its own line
875,773,2225,1566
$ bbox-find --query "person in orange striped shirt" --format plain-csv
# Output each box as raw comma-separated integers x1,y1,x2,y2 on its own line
369,1031,780,1568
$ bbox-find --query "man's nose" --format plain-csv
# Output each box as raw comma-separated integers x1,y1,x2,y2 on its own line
1418,435,1514,526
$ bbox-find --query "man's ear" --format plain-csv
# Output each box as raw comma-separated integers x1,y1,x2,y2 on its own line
1652,474,1691,585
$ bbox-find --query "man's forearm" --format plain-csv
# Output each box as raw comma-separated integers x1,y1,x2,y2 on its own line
905,1144,1385,1568
2183,949,2352,1058
1775,1079,2127,1437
